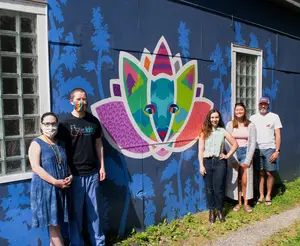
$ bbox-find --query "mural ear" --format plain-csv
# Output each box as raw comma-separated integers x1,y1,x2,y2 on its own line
169,61,197,137
122,54,147,97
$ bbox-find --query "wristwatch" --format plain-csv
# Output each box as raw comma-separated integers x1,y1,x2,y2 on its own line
275,149,280,153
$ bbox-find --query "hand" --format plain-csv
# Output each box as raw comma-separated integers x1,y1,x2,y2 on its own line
220,153,229,160
200,166,206,176
232,162,239,169
53,179,70,189
240,163,249,169
269,151,279,163
99,167,106,181
63,175,73,186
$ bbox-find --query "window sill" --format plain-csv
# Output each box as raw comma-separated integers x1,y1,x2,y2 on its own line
0,172,32,184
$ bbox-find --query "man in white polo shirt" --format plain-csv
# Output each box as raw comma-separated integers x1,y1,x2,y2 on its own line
250,97,282,206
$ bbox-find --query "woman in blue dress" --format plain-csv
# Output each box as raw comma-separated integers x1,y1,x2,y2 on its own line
29,112,72,246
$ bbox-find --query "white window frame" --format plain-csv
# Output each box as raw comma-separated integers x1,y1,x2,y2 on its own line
231,43,263,118
0,0,50,184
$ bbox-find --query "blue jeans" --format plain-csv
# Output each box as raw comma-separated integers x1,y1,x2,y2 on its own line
254,148,277,171
236,147,247,163
69,173,105,246
203,157,227,210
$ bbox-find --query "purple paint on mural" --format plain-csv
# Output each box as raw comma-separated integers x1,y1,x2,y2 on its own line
95,101,149,153
196,87,201,97
113,84,121,97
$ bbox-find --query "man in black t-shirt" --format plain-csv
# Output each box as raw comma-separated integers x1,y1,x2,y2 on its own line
59,88,106,245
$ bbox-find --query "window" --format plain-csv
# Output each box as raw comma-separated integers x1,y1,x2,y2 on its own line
0,1,50,183
231,44,262,117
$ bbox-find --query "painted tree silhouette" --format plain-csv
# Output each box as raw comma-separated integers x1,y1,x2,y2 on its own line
0,183,49,245
48,0,94,114
105,155,155,236
83,7,113,99
210,43,231,123
178,21,190,63
160,148,199,222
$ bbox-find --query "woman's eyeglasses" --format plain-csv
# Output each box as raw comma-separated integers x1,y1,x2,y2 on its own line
42,122,57,127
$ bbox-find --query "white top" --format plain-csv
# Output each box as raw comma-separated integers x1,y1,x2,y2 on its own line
203,127,225,158
249,112,282,149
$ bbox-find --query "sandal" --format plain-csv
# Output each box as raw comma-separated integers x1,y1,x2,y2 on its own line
256,199,264,205
265,200,272,206
233,204,242,212
244,205,253,213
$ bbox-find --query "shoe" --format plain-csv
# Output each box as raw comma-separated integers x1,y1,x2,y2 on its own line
217,209,225,222
209,209,216,223
244,205,253,213
265,200,272,206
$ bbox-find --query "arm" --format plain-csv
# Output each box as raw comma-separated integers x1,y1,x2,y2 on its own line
269,128,281,163
243,123,257,166
96,138,106,181
223,130,239,159
198,134,206,176
29,141,68,189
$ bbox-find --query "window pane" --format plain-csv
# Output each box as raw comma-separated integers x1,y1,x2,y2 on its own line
22,57,36,74
5,140,21,157
23,78,37,94
23,98,38,114
25,138,33,154
1,57,17,73
21,17,34,33
0,16,16,31
0,141,2,159
24,118,39,135
6,160,22,174
21,37,36,54
4,119,20,136
3,78,18,94
3,99,19,115
26,158,31,171
0,35,16,52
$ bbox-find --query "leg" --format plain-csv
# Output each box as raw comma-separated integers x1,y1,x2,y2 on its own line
213,159,227,210
69,176,85,246
238,166,243,206
49,225,64,246
266,171,275,203
241,166,248,205
203,159,214,210
263,149,277,204
85,173,105,246
203,159,215,223
258,170,265,201
213,159,227,222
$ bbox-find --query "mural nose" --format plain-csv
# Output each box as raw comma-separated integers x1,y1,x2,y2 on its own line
157,128,168,141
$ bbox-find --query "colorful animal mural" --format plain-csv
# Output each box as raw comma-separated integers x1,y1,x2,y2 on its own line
91,36,213,161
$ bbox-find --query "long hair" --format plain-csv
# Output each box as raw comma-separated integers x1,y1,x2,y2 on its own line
201,109,225,139
232,102,250,128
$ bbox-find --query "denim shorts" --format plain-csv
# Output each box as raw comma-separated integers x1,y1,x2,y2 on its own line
236,147,247,164
254,148,277,172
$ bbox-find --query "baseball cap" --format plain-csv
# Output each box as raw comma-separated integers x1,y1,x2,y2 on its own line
259,97,270,105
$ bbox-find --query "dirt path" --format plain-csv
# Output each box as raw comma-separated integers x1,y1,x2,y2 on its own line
207,206,300,246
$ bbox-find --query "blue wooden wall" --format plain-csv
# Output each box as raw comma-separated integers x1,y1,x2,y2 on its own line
0,0,299,244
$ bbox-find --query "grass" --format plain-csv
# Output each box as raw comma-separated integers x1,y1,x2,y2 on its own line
115,178,300,246
259,220,300,246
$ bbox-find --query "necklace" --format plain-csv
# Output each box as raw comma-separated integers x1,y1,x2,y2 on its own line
43,135,62,167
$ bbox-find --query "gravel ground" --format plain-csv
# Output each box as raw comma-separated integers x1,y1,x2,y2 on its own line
207,206,300,246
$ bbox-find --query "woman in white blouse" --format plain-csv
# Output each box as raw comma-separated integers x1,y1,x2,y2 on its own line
198,109,238,223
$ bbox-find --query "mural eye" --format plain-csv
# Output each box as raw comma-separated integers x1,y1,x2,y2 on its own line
144,104,156,115
169,104,179,114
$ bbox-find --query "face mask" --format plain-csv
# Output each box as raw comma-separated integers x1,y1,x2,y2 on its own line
42,125,58,138
73,100,87,112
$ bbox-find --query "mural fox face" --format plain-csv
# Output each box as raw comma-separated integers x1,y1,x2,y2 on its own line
91,36,213,160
